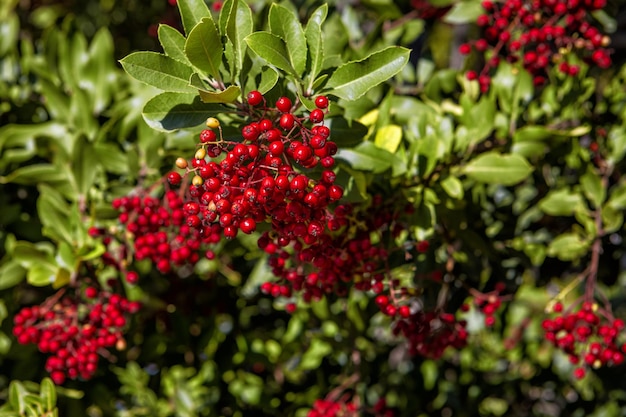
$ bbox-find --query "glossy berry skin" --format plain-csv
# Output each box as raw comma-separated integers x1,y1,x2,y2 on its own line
309,109,324,123
314,95,329,109
275,96,292,113
167,172,182,186
247,90,263,106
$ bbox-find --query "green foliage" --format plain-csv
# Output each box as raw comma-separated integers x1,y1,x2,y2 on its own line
3,0,626,416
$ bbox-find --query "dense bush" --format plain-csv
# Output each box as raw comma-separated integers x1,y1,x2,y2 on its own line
2,0,626,416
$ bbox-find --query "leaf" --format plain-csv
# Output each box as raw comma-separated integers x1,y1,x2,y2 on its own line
120,52,196,92
72,135,99,196
580,170,606,208
538,189,584,216
441,175,464,199
37,188,74,244
326,47,410,101
305,4,328,89
142,92,224,131
9,382,26,414
0,164,68,186
158,24,189,64
336,141,404,175
197,85,241,104
443,0,484,24
0,261,26,290
245,32,297,76
185,17,223,81
547,233,590,261
224,0,253,80
375,124,403,153
513,126,554,142
268,3,307,76
300,339,332,370
463,152,533,186
177,0,211,35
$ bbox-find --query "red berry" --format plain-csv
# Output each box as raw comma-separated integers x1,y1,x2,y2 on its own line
85,287,98,299
167,172,182,186
309,109,324,123
276,96,292,113
247,90,263,106
314,96,329,109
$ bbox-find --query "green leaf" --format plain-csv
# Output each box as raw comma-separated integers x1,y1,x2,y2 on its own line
120,52,196,92
0,261,26,290
546,233,590,261
374,124,402,153
197,85,241,103
185,17,223,82
223,0,253,80
0,164,68,186
245,32,297,76
607,181,626,210
462,152,533,186
37,188,74,244
441,175,464,199
580,170,605,208
512,126,554,142
177,0,211,35
300,339,332,370
40,379,55,410
9,382,26,414
443,0,485,24
143,92,225,131
158,24,189,64
326,47,410,101
538,189,583,216
72,135,99,196
336,141,405,175
305,4,328,90
268,3,307,76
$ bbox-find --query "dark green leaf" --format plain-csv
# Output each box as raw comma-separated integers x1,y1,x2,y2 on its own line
0,164,69,186
224,0,253,80
305,4,328,90
268,3,307,76
120,52,196,92
185,17,223,82
326,47,410,101
143,92,225,131
72,135,99,196
245,32,297,76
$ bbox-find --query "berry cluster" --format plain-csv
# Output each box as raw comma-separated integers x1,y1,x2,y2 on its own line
307,399,358,417
542,301,626,379
460,0,612,91
102,190,217,277
12,288,139,385
394,310,468,358
259,199,395,304
167,92,341,248
465,282,506,327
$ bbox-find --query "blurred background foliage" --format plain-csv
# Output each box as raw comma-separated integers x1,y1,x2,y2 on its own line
2,0,626,416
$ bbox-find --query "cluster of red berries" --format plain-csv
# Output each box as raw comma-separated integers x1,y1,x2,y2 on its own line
542,301,626,379
307,399,358,417
100,190,217,278
460,0,612,91
394,310,468,358
259,199,397,304
462,282,506,327
167,92,341,249
12,287,139,385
